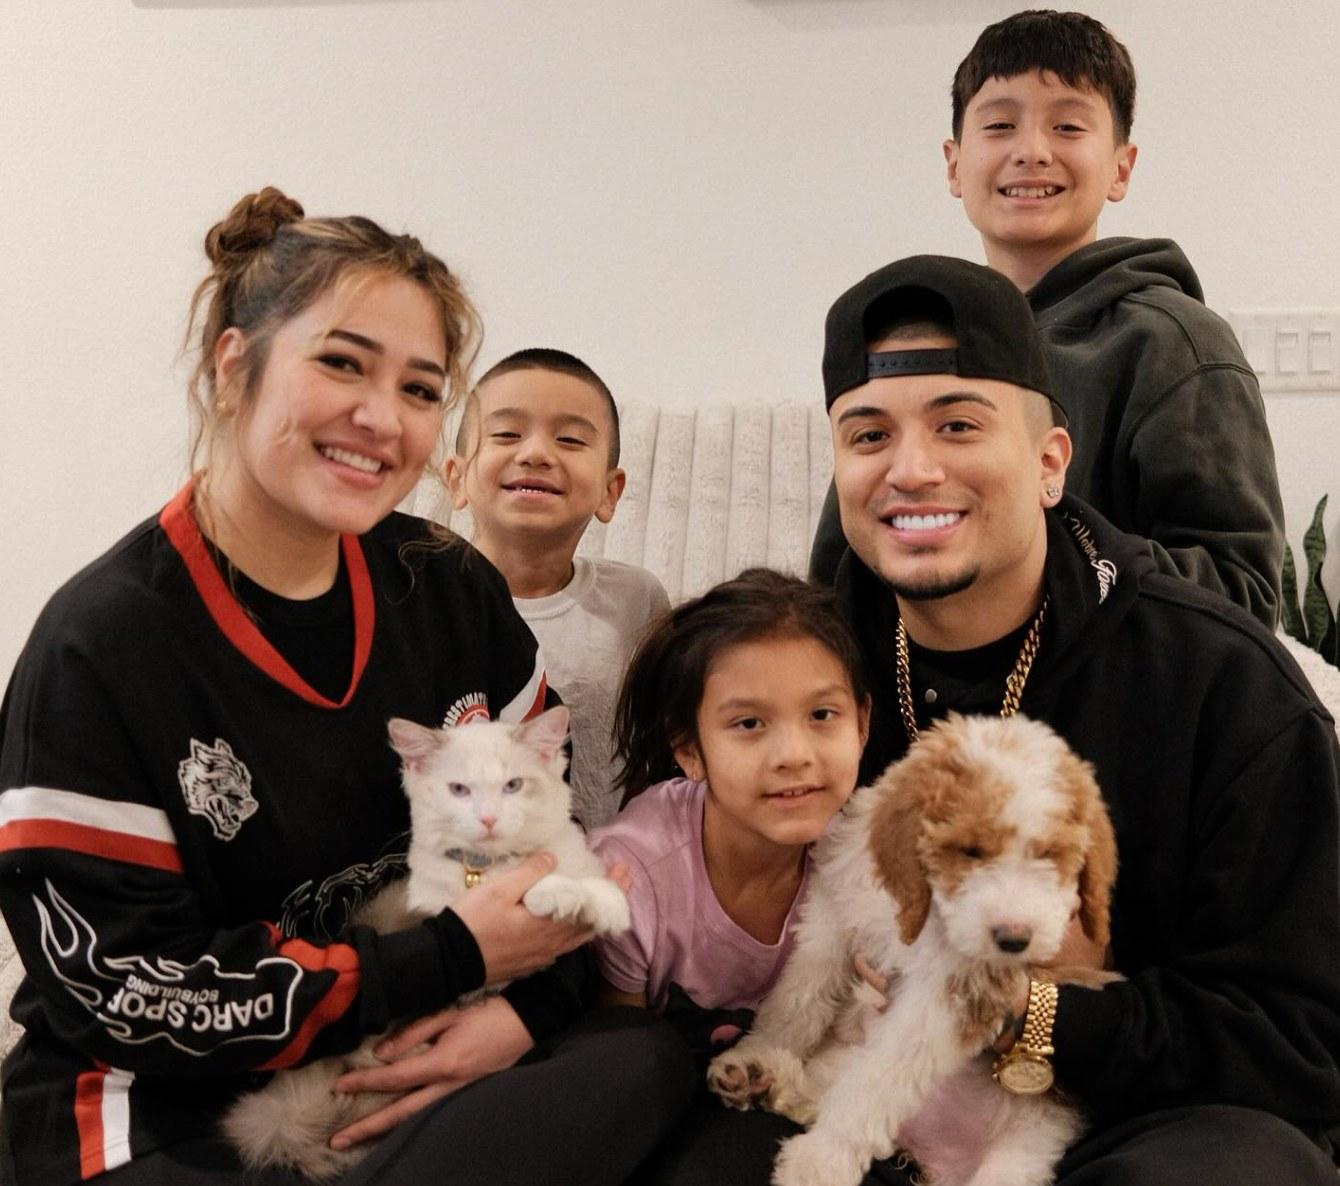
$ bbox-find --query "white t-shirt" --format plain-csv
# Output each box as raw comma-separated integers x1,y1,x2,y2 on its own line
589,778,810,1012
514,557,669,828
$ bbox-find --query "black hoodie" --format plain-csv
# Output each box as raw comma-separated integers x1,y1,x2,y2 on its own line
836,497,1340,1149
812,238,1285,629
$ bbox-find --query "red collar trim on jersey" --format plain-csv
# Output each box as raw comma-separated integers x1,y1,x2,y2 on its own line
159,481,375,709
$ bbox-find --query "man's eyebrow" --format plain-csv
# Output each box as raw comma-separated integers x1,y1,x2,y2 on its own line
326,330,446,379
928,391,998,413
835,404,888,427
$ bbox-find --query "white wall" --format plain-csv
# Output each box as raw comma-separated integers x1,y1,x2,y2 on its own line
3,0,1338,679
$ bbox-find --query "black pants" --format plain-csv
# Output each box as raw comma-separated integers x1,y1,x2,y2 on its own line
634,1090,1339,1185
94,1008,696,1186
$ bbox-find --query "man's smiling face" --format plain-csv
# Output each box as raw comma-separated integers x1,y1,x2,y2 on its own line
830,333,1068,610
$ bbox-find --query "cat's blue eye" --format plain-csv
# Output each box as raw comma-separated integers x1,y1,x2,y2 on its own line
448,782,470,797
503,778,524,794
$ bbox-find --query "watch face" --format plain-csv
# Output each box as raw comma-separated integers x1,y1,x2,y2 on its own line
997,1053,1054,1095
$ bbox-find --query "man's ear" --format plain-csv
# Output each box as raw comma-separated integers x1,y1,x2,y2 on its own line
594,467,627,525
944,139,963,199
1107,142,1138,203
1039,427,1073,507
443,454,470,511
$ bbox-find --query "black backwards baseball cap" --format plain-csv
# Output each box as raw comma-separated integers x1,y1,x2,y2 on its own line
821,255,1065,424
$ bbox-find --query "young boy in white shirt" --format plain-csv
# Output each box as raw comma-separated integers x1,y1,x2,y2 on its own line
446,348,669,828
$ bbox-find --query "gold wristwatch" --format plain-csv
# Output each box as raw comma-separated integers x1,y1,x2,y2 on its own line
993,978,1058,1095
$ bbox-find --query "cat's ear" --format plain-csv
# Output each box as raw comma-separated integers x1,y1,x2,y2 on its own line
514,706,570,761
387,718,443,770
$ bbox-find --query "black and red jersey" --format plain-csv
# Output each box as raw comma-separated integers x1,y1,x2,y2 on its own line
0,485,558,1185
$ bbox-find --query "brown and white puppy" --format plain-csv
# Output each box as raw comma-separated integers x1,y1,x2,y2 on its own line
709,713,1117,1186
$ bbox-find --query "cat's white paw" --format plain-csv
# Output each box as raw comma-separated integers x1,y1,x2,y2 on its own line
576,876,631,934
523,874,630,934
522,873,584,921
772,1131,867,1186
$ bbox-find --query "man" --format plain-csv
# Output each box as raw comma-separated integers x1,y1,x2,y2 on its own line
811,11,1285,630
824,255,1340,1182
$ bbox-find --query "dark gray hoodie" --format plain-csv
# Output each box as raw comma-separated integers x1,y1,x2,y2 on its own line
1028,237,1284,626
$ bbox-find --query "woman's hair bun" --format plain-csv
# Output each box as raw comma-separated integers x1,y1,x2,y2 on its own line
205,187,305,264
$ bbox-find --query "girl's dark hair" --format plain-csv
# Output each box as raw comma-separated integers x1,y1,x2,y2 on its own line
614,568,868,801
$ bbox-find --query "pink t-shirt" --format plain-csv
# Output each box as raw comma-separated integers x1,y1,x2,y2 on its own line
589,778,809,1012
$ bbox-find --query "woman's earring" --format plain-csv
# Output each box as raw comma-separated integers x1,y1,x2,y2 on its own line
1045,484,1061,500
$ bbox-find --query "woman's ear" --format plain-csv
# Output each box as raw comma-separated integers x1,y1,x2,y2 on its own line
212,327,248,413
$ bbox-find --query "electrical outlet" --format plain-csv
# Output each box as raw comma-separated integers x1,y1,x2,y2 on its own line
1227,310,1340,393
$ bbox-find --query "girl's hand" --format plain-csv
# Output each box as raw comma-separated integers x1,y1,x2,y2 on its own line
451,852,593,984
330,997,532,1150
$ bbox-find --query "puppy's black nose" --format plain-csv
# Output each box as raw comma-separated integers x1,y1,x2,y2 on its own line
992,926,1032,954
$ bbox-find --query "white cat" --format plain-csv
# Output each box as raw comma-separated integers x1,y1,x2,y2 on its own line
223,706,630,1179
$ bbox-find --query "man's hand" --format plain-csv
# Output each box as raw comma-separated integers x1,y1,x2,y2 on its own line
993,902,1113,1054
329,996,533,1150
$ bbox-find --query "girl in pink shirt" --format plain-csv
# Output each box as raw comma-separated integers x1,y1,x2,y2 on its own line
590,568,869,1026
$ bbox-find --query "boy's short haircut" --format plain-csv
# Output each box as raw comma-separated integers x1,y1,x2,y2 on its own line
457,347,621,467
951,9,1136,144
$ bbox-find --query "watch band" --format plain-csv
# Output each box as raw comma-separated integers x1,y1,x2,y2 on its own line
993,977,1058,1095
1020,977,1058,1052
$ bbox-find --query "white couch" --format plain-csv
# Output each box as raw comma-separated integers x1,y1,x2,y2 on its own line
2,398,1338,1065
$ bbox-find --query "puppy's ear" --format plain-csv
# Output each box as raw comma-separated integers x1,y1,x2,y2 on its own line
867,759,932,945
1067,753,1117,948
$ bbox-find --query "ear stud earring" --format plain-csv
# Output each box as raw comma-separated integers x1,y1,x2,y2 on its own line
1045,485,1061,499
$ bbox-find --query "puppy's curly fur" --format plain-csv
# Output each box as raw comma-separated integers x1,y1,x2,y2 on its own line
709,713,1118,1186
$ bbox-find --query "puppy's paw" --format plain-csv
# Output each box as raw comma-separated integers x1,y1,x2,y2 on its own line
707,1042,776,1110
772,1131,866,1186
708,1037,805,1115
522,874,587,922
573,877,631,934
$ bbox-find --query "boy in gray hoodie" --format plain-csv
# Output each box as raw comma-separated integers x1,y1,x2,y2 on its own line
810,9,1284,628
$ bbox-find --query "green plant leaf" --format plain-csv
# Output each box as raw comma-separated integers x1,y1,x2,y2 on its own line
1281,544,1306,642
1301,495,1334,651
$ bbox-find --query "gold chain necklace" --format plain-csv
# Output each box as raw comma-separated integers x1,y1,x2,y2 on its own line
895,597,1048,744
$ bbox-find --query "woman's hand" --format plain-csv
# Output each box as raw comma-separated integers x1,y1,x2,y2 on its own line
330,997,533,1150
450,852,594,985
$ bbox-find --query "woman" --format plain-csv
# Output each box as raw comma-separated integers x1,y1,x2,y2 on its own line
0,188,692,1186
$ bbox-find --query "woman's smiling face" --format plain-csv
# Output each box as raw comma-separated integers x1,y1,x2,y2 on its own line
211,273,448,553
